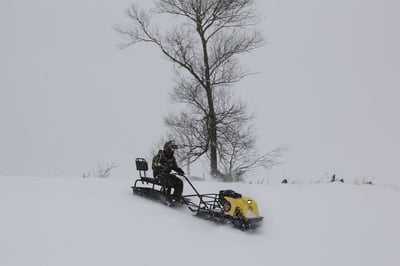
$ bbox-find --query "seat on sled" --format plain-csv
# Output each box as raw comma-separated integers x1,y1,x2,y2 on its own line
132,158,180,204
132,158,163,192
134,158,162,185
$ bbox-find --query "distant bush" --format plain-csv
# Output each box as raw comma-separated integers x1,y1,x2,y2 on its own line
83,162,118,178
355,177,374,186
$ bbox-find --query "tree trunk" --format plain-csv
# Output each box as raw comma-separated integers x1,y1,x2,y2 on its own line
206,89,218,177
197,19,219,177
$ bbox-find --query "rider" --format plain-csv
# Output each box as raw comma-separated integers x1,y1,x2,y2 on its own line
152,140,185,200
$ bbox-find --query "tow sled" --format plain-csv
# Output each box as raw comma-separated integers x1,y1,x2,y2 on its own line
131,158,263,230
131,158,184,207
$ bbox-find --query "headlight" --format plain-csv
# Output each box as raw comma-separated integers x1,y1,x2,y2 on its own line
247,199,252,205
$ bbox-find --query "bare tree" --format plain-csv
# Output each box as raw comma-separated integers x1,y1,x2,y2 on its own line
115,0,264,178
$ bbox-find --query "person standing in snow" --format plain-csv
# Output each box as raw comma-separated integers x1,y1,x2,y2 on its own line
152,140,184,200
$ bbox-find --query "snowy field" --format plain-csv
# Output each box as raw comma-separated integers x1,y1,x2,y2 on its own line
1,175,399,266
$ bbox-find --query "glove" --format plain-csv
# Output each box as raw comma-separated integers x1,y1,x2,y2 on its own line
177,168,185,176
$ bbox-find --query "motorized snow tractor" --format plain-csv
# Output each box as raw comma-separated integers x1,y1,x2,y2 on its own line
131,158,263,230
219,190,261,219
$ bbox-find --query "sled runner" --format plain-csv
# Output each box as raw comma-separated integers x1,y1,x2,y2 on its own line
131,158,263,230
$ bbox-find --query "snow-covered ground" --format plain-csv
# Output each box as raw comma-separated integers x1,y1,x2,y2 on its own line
1,175,399,266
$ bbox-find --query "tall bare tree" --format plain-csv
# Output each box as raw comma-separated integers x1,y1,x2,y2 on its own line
116,0,267,178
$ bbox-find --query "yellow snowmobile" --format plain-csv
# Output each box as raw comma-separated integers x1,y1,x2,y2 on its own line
183,189,263,230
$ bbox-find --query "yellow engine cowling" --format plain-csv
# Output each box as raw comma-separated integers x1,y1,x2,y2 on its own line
222,195,260,218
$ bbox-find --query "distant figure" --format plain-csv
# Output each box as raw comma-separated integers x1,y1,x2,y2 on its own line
282,179,288,184
152,140,185,200
331,174,336,182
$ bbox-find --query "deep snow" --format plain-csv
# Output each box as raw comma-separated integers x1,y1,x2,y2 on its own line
1,175,399,266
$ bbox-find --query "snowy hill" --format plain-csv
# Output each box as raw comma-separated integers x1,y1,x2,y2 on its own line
1,175,399,266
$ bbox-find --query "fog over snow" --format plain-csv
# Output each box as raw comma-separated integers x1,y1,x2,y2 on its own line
1,0,400,185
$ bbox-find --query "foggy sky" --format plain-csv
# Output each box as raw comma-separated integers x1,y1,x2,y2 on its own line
1,0,399,185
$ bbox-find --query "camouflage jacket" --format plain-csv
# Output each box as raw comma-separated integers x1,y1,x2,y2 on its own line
151,150,180,178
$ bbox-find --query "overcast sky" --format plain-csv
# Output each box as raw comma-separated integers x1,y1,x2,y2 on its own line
1,0,399,185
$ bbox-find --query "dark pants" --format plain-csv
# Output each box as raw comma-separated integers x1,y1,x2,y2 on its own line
158,174,183,198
